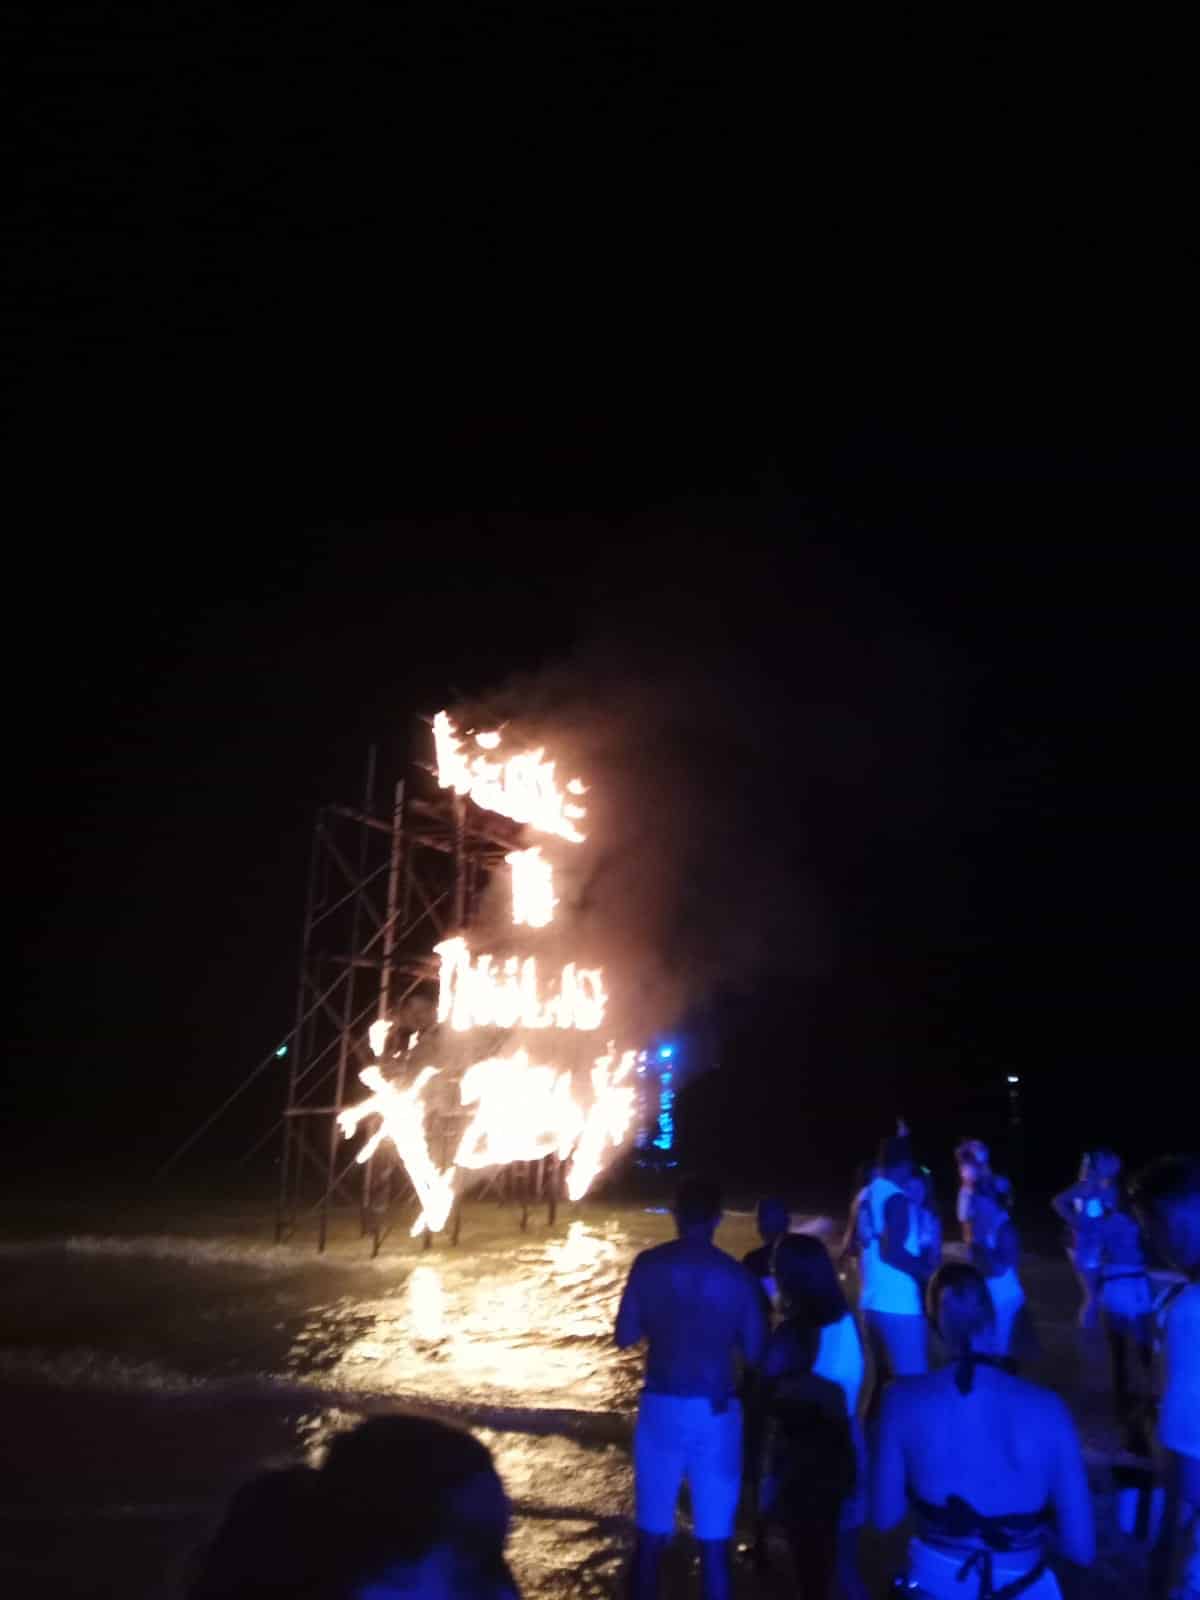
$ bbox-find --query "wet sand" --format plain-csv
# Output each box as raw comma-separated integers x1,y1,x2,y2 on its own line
0,1199,1158,1596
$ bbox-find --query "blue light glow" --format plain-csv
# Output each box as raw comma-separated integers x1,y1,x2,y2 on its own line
275,1044,289,1058
658,1044,674,1060
653,1085,676,1151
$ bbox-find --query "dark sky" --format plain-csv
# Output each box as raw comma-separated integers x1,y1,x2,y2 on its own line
10,14,1195,1199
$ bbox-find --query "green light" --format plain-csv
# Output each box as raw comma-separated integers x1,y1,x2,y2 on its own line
275,1044,288,1058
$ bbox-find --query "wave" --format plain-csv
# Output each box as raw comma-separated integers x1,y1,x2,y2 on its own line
0,1345,633,1446
0,1234,409,1273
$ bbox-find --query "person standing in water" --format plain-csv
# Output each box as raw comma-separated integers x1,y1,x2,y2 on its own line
615,1176,766,1600
757,1234,869,1599
873,1263,1094,1599
743,1196,789,1320
1052,1150,1121,1330
859,1135,928,1411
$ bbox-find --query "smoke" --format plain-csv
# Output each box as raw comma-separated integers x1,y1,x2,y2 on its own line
446,647,827,1050
438,522,950,1062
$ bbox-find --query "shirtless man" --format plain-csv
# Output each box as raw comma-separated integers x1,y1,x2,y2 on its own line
1133,1154,1200,1600
615,1176,767,1600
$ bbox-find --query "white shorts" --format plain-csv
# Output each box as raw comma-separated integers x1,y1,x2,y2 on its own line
633,1393,743,1540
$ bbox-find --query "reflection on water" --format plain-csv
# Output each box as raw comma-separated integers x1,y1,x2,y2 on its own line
287,1220,640,1412
0,1205,791,1597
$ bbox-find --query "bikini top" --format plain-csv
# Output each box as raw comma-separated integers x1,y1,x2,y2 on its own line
914,1492,1051,1553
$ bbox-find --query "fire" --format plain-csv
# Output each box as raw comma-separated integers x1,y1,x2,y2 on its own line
506,845,557,928
432,711,587,843
337,1066,456,1236
566,1048,638,1201
434,936,606,1032
335,714,641,1236
338,1046,637,1225
454,1049,584,1169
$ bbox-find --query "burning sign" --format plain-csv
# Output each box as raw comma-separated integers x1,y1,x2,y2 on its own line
338,713,637,1230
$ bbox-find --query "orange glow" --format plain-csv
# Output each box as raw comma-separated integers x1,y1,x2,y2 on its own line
506,845,557,928
434,937,606,1032
432,711,587,842
566,1048,638,1201
454,1050,584,1169
337,1066,456,1236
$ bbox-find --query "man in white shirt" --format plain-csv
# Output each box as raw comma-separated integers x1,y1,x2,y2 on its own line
860,1135,928,1416
1134,1154,1200,1600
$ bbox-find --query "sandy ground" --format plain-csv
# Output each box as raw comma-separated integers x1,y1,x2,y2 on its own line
0,1196,1164,1596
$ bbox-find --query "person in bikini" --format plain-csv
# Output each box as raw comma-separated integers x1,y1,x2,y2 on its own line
872,1263,1094,1599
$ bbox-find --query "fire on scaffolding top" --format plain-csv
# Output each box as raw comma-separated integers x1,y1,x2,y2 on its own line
432,711,588,843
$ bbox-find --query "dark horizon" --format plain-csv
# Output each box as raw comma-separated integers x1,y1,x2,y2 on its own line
10,14,1195,1215
10,457,1195,1212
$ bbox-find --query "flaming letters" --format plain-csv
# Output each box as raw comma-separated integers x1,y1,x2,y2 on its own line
339,714,636,1228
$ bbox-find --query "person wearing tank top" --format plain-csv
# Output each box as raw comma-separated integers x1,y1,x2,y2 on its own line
859,1136,928,1414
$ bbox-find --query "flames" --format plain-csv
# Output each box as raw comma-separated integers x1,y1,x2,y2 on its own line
337,1064,457,1236
433,937,607,1032
506,845,556,928
432,711,587,843
338,710,642,1232
340,1041,637,1234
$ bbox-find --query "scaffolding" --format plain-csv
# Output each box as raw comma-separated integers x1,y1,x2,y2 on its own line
274,728,563,1253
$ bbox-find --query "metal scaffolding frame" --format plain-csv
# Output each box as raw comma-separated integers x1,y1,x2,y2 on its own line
274,728,563,1254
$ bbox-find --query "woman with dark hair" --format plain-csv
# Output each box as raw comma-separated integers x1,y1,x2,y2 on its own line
873,1264,1094,1598
185,1414,518,1599
757,1233,868,1599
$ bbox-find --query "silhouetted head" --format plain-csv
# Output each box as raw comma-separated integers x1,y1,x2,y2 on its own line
674,1176,722,1238
321,1416,512,1597
1133,1154,1200,1276
956,1138,989,1170
774,1233,848,1330
756,1196,789,1245
186,1466,322,1598
878,1135,914,1187
927,1263,997,1393
189,1417,515,1599
1090,1149,1122,1185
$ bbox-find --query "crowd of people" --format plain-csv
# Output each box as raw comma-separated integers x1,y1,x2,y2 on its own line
183,1142,1200,1599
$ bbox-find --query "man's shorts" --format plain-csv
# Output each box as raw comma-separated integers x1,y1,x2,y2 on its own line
633,1392,743,1540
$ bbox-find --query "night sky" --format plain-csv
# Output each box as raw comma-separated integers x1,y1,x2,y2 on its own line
11,15,1194,1209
